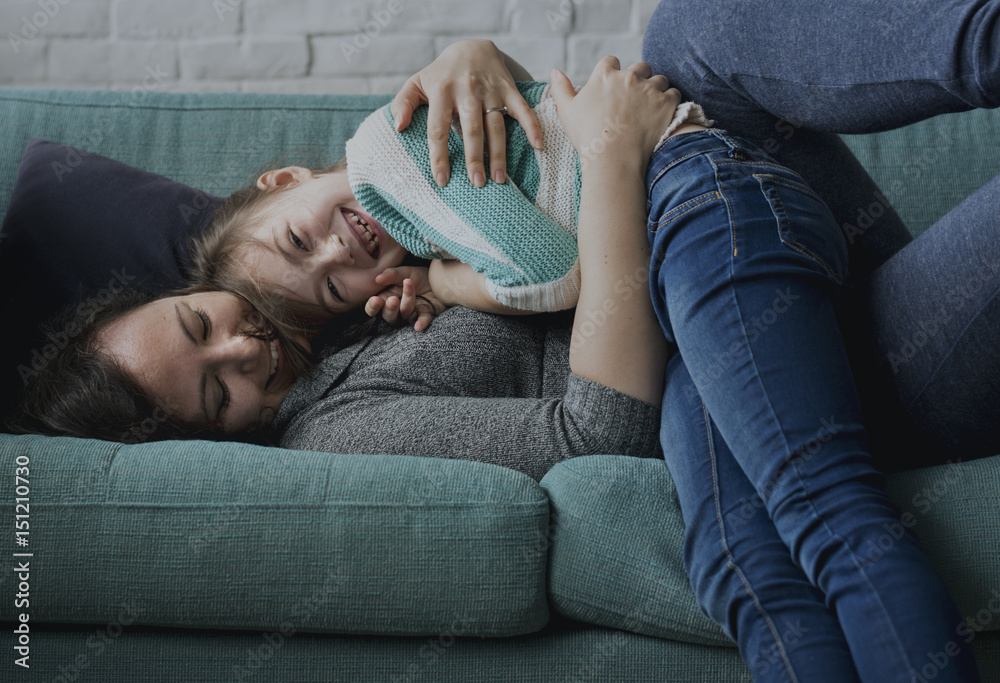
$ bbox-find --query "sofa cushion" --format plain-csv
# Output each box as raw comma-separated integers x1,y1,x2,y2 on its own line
542,454,1000,645
541,455,730,646
0,434,551,637
840,108,1000,238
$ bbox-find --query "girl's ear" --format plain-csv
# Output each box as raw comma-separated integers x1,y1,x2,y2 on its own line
256,166,312,191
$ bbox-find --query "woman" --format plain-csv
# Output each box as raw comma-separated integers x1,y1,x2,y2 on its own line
11,57,673,480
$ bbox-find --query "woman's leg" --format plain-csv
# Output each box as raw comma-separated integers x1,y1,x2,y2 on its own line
644,0,1000,465
845,172,1000,469
661,354,860,682
642,0,1000,280
646,130,979,681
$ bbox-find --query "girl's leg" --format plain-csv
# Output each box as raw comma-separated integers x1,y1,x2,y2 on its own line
642,0,1000,279
647,130,979,681
661,354,860,682
845,172,1000,470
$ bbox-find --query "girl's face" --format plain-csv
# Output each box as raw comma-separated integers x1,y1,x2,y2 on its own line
244,167,408,318
97,291,306,434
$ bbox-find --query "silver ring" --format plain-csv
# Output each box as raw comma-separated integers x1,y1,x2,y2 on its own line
484,106,508,116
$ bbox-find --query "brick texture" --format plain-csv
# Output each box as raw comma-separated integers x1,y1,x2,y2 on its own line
1,0,651,93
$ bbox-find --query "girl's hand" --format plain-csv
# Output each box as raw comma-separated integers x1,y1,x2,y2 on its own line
365,266,448,332
549,57,681,163
391,39,544,188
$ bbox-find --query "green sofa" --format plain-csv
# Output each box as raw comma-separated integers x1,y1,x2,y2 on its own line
1,87,999,682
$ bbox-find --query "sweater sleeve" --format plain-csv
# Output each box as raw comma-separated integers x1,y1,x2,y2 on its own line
278,372,661,483
345,96,581,312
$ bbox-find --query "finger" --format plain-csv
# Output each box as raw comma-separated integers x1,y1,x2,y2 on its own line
365,296,385,318
649,74,671,92
457,93,487,188
665,87,682,105
390,75,425,132
382,295,401,326
596,55,621,75
548,69,576,108
414,311,435,332
484,106,507,184
426,89,455,187
627,61,653,79
398,279,416,319
375,267,407,286
506,90,544,150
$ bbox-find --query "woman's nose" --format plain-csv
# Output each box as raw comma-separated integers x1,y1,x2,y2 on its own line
210,332,265,376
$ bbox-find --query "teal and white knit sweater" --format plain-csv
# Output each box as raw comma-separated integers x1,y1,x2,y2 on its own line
345,81,711,312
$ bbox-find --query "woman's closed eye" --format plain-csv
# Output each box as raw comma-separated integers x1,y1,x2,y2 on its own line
194,308,211,340
194,307,229,423
216,376,230,422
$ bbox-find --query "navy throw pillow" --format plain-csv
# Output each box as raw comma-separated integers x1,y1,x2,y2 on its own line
0,139,223,424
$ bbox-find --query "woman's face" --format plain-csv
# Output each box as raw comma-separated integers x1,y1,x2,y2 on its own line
97,291,307,434
244,167,409,318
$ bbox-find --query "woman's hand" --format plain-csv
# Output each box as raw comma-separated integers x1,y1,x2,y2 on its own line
390,39,544,188
549,57,681,164
365,266,448,332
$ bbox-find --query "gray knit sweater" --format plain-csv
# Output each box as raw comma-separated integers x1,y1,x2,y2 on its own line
271,307,662,481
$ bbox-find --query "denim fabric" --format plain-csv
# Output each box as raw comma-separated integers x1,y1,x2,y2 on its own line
645,130,979,681
641,0,1000,281
642,0,1000,467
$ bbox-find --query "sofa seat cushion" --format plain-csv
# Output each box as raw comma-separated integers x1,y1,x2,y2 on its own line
0,434,551,637
542,453,1000,645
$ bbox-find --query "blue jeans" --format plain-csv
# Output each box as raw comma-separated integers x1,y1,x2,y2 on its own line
643,0,1000,468
641,3,1000,679
645,129,979,681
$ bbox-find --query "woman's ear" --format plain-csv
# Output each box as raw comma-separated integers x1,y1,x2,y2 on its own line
256,166,312,191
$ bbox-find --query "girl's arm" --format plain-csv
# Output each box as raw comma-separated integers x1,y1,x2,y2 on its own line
427,259,535,316
550,59,682,406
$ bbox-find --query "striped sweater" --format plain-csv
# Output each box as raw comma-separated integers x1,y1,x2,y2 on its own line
345,81,711,312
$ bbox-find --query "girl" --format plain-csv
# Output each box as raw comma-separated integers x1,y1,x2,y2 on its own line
190,40,707,330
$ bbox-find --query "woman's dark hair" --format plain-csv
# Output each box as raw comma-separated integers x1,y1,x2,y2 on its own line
7,284,316,445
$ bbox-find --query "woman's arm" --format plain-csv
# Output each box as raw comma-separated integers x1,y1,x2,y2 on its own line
550,59,682,406
391,39,544,188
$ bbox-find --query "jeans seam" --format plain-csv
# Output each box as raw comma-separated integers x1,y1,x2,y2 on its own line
786,456,917,673
649,145,730,187
703,402,800,683
907,281,1000,411
651,191,722,234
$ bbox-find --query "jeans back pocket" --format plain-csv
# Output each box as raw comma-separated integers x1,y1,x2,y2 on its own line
755,173,848,285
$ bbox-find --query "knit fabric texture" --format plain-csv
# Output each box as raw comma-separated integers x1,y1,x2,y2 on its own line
272,306,663,481
345,82,711,312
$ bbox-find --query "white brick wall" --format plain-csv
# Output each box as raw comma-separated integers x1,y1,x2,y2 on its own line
1,0,655,93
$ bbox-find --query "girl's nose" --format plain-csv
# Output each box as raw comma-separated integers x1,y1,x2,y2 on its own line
315,232,354,267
